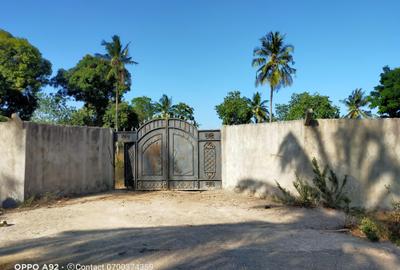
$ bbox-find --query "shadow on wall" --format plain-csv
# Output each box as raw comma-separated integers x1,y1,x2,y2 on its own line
1,219,399,269
277,120,400,208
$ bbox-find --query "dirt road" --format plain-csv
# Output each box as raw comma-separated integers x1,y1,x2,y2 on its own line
0,190,399,269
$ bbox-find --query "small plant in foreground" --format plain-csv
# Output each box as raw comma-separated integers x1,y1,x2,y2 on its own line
387,200,400,245
276,158,350,210
311,158,350,210
275,181,297,205
18,192,58,208
359,217,380,242
275,176,318,207
0,115,8,122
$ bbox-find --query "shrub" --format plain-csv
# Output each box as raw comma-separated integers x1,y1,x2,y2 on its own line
359,217,380,242
311,158,350,210
275,181,297,205
388,200,400,245
276,158,350,210
276,176,319,207
0,115,8,122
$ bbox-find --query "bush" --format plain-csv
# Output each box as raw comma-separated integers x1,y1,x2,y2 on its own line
293,176,319,207
275,176,319,207
359,217,380,242
388,200,400,245
275,181,297,206
0,115,8,122
311,158,350,210
275,158,350,210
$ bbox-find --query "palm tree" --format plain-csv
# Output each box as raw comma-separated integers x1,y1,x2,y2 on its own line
97,35,137,131
248,92,268,123
172,102,195,121
252,31,296,123
341,88,371,119
155,94,174,119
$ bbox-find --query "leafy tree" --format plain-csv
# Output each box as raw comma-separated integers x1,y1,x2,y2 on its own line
369,66,400,117
248,92,268,123
131,96,156,122
69,107,97,126
276,92,340,121
275,103,290,121
102,101,139,130
341,88,371,118
52,55,120,126
154,94,174,119
215,91,252,125
0,29,52,119
31,93,76,124
252,31,296,122
96,35,138,131
172,102,195,121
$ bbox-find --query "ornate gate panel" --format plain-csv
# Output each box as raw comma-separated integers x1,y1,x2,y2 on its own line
136,119,167,190
118,118,221,190
168,120,198,190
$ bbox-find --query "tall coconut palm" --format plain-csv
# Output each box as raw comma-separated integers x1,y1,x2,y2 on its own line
252,31,296,122
341,88,371,119
155,94,174,119
97,35,137,131
248,92,268,123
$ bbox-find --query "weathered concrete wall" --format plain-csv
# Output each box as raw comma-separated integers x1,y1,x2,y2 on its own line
24,123,114,198
0,117,114,206
0,118,26,206
222,119,400,209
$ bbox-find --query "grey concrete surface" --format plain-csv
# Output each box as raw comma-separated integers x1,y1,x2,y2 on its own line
0,118,26,206
0,118,114,205
0,191,399,270
222,119,400,208
24,122,114,198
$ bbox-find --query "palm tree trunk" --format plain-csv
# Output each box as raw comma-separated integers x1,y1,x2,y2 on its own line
115,86,119,131
115,70,125,131
269,86,273,123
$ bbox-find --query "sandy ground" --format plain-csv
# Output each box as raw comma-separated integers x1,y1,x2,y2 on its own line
0,190,399,270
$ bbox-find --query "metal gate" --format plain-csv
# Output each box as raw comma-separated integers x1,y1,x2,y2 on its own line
116,118,221,190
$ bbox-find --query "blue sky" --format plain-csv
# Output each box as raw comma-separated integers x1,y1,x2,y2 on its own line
1,0,399,128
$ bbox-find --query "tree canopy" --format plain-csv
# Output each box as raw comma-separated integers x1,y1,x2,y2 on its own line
102,101,139,130
52,55,127,126
215,91,252,125
368,66,400,118
248,92,268,123
252,31,295,122
276,92,340,121
341,88,371,119
154,94,174,119
31,93,76,125
172,102,196,125
131,96,156,123
152,95,197,125
0,29,52,119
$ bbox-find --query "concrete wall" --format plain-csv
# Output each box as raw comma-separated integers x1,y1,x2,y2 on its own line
0,118,26,206
24,123,114,198
0,117,114,206
222,119,400,209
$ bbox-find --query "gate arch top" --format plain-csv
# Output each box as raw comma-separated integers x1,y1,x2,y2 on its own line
137,118,198,139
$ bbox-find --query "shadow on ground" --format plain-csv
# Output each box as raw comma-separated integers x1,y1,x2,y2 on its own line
1,219,399,270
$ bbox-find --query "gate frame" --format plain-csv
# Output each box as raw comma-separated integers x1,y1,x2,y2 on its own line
115,118,222,190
